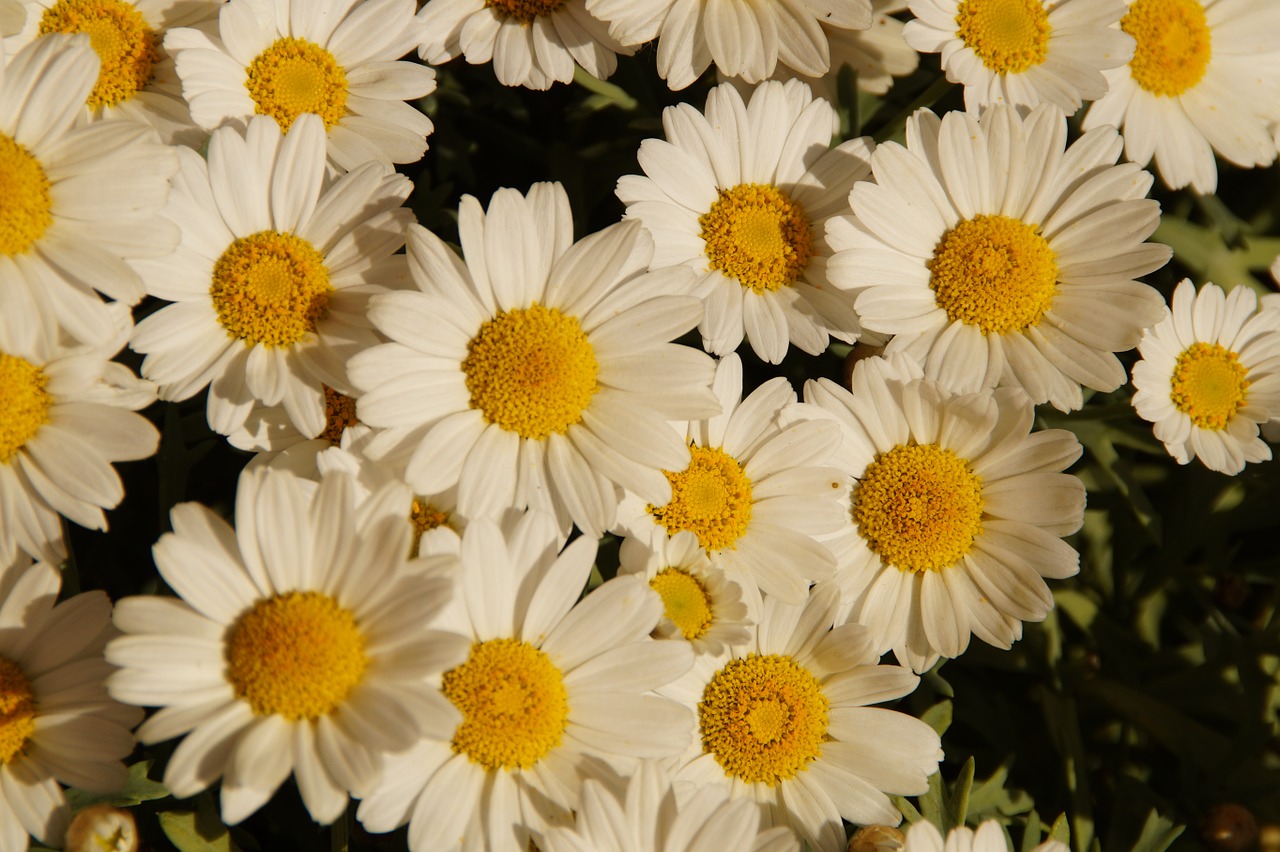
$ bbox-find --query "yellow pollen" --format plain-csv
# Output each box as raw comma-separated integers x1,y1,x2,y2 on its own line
246,37,349,131
928,214,1058,334
442,638,568,771
462,303,599,440
39,0,160,108
699,184,814,293
210,230,332,348
0,354,52,464
854,443,984,574
407,498,452,559
699,654,828,785
1122,0,1211,97
320,386,358,446
1170,342,1249,431
0,133,54,257
0,656,36,764
225,591,368,721
648,445,753,552
955,0,1051,74
485,0,566,22
650,568,714,640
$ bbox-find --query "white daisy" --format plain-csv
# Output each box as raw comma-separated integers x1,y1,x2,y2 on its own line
355,512,696,852
617,80,875,364
827,103,1171,412
903,0,1134,114
130,114,412,441
805,354,1086,673
0,303,158,566
0,553,144,851
1131,279,1280,475
348,181,720,538
228,384,362,459
0,0,23,36
165,0,435,171
614,352,846,606
106,467,468,825
0,34,178,347
904,820,1067,852
1082,0,1280,194
661,584,943,852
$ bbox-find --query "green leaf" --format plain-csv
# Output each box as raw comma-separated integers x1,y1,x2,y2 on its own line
948,758,976,830
1049,813,1071,845
920,699,953,737
159,795,240,852
1127,810,1185,852
966,761,1035,821
1020,812,1043,852
66,760,171,810
918,769,949,832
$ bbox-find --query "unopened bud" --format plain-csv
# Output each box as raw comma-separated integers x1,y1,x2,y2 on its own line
65,805,138,852
849,824,905,851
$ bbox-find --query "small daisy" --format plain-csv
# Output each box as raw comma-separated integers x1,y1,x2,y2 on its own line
661,584,943,852
1082,0,1280,193
614,353,846,606
904,820,1067,852
618,80,875,364
903,0,1134,114
1131,279,1280,475
0,303,158,565
130,114,413,441
355,512,696,852
0,34,178,347
349,181,720,538
828,103,1171,412
805,355,1086,673
106,467,469,825
0,553,144,851
229,384,362,460
165,0,436,170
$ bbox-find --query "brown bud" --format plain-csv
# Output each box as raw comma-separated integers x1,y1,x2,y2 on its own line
1201,803,1258,852
65,805,138,852
849,824,906,851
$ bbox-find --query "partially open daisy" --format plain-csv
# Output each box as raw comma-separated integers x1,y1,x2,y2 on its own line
1082,0,1280,193
349,181,719,538
618,80,874,364
0,34,178,347
0,554,143,850
130,114,412,441
106,467,468,825
660,584,942,852
905,820,1067,852
355,512,696,852
903,0,1134,114
805,355,1086,673
1131,279,1280,475
828,104,1171,412
165,0,435,170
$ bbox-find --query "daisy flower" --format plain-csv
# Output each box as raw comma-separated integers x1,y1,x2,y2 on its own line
0,303,158,566
904,820,1067,852
355,512,696,852
1082,0,1280,194
348,181,720,538
828,103,1171,412
130,114,413,441
661,584,943,852
0,34,178,347
228,385,362,460
617,80,875,364
1,0,23,35
614,353,846,606
106,467,469,825
805,355,1086,673
0,553,143,851
165,0,435,171
903,0,1134,114
1131,279,1280,475
586,0,873,90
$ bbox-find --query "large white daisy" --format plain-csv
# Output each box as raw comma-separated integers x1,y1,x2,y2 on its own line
130,114,412,441
617,80,874,364
827,103,1172,412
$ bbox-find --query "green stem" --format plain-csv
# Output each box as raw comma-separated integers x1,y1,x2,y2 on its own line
572,66,637,111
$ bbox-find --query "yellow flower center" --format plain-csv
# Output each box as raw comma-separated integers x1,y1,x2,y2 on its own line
699,654,828,786
0,133,54,257
954,0,1051,74
462,303,599,440
928,214,1058,335
0,354,52,464
1121,0,1211,97
320,386,358,446
407,498,452,559
246,37,349,132
854,443,985,574
210,231,332,348
225,591,368,721
442,638,569,771
650,568,714,640
699,184,814,293
0,656,37,764
648,445,753,552
485,0,566,22
1170,342,1249,431
38,0,160,108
